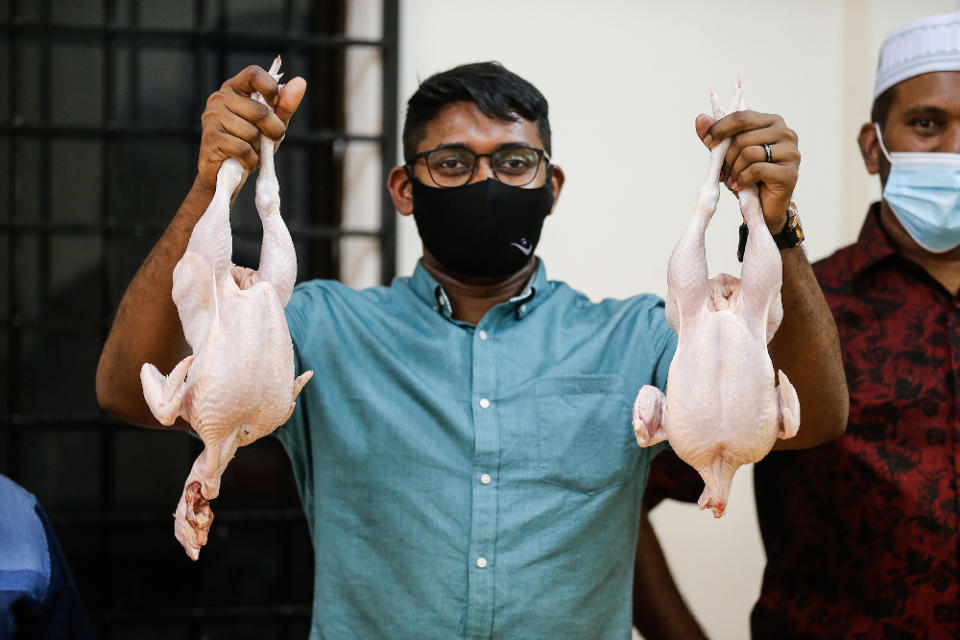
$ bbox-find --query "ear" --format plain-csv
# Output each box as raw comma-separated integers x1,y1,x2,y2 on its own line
388,165,414,216
858,122,882,175
547,165,565,216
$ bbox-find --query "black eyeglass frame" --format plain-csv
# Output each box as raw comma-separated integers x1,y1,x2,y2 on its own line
404,144,552,188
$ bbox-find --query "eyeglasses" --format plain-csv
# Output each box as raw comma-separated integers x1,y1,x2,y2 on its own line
406,145,550,188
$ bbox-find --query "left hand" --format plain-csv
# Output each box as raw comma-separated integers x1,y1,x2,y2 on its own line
696,111,800,234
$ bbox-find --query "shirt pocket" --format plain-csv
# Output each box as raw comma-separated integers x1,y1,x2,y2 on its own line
535,375,639,495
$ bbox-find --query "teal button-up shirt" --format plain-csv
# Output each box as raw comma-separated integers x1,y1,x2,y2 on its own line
276,260,676,640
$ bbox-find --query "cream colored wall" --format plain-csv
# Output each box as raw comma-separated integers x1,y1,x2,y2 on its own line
386,1,960,638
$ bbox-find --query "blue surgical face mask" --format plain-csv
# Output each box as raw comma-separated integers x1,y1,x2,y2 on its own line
875,122,960,253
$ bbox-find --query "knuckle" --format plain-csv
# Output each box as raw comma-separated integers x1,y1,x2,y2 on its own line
205,92,225,109
253,101,271,121
200,111,219,129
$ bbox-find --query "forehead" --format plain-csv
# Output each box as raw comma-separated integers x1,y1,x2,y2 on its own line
890,71,960,113
416,101,542,154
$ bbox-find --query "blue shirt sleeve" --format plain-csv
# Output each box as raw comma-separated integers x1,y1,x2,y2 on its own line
0,475,93,639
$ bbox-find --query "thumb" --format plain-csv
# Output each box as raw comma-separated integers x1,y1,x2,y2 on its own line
694,113,714,146
276,76,307,127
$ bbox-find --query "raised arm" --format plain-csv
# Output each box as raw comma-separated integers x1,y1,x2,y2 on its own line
633,505,709,640
698,111,848,449
95,65,305,428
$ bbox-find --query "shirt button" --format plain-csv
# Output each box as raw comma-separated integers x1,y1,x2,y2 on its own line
519,304,527,313
476,557,488,568
478,330,488,340
479,398,490,409
480,473,492,485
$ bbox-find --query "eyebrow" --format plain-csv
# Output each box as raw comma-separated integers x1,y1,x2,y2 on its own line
427,141,535,153
901,105,949,119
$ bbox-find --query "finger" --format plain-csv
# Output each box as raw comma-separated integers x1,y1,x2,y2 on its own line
724,131,799,183
734,163,797,197
729,142,801,180
695,113,715,145
224,65,280,107
705,110,780,147
737,165,795,231
723,124,797,158
276,76,307,127
217,111,261,148
214,134,260,173
222,92,286,140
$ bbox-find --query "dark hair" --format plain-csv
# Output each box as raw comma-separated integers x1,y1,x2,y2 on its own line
871,84,897,128
402,61,551,161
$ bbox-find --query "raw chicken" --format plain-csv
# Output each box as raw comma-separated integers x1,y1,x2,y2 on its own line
633,81,799,517
139,57,313,559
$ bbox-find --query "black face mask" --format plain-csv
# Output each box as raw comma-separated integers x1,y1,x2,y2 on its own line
410,176,555,278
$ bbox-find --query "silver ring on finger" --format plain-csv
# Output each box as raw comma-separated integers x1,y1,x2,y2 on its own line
761,142,773,164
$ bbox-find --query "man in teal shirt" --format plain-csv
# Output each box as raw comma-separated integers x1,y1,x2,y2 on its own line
97,61,847,638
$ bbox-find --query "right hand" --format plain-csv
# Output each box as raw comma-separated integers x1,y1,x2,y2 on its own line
197,65,307,194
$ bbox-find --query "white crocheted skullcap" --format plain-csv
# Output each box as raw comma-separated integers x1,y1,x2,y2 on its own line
875,11,960,99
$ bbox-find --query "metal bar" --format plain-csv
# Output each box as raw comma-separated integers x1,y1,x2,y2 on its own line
0,415,118,427
97,604,311,622
279,7,298,627
5,0,21,483
0,122,385,145
215,0,226,83
129,0,138,123
38,0,50,367
98,4,116,623
100,0,115,332
0,319,113,333
192,0,204,167
0,22,388,49
379,0,399,284
281,0,293,33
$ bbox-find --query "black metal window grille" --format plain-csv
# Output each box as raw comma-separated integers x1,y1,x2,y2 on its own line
1,1,399,638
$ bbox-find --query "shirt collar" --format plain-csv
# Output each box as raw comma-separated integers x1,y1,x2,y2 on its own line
847,202,900,278
407,259,549,322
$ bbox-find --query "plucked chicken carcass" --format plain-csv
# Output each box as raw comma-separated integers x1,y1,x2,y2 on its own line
139,57,313,559
633,81,799,517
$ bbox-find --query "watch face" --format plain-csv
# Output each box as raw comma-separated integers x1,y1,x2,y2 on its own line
772,204,803,250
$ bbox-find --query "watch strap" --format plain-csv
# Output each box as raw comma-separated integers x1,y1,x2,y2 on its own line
736,202,803,263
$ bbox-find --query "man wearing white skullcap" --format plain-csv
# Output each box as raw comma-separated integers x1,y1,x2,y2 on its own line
638,11,960,639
